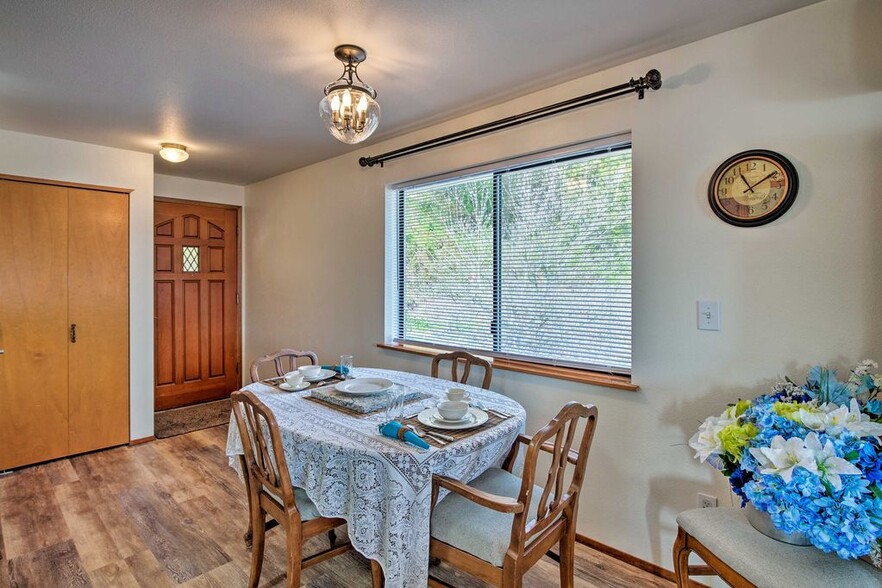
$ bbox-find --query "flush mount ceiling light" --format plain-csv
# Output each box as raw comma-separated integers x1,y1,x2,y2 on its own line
159,143,189,163
319,44,381,144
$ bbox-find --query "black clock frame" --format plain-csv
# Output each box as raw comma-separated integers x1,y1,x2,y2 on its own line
707,149,799,227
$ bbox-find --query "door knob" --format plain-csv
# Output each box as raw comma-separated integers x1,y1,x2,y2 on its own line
0,349,4,355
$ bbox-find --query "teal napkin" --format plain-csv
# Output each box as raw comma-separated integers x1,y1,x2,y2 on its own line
321,364,350,376
379,420,429,450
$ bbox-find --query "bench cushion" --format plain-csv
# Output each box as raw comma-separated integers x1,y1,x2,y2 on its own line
677,507,882,587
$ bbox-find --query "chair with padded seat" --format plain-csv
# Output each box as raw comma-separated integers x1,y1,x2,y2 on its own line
431,350,493,389
231,390,353,587
428,401,598,588
249,348,319,383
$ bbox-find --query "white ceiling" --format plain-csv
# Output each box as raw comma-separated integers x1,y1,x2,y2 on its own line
0,0,821,185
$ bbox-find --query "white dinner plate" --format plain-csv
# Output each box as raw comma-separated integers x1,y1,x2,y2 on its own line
278,381,310,392
335,377,394,396
417,407,488,430
303,369,338,382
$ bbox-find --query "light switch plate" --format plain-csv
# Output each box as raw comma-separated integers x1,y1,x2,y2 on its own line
698,300,720,331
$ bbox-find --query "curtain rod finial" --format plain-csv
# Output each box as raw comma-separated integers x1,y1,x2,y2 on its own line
631,69,662,99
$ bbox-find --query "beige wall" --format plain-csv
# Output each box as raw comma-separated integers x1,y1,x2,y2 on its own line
0,129,155,440
245,0,881,570
154,173,245,207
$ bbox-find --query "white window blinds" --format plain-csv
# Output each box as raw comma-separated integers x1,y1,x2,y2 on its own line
393,142,632,373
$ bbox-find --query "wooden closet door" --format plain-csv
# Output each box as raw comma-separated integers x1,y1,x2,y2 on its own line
68,188,129,453
0,180,70,470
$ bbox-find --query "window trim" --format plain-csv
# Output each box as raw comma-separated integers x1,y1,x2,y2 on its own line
376,342,638,391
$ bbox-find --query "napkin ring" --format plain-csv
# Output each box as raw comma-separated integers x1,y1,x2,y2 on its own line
397,426,409,441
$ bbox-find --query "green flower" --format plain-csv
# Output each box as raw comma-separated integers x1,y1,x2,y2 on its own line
774,401,803,422
718,422,758,461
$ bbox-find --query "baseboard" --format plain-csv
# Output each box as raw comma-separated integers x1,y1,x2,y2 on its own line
575,533,676,582
129,436,156,446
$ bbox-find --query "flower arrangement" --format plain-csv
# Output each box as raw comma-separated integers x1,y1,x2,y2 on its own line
690,360,882,564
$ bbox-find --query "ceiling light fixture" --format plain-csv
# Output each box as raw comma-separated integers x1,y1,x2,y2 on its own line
159,143,189,163
319,44,381,144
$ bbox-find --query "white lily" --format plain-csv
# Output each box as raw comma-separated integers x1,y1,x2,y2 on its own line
797,405,826,431
749,435,814,483
820,403,851,436
842,399,882,438
803,432,862,490
689,414,733,463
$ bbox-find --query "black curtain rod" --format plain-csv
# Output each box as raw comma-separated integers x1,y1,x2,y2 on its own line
359,69,661,168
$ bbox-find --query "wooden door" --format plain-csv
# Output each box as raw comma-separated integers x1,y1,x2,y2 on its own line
68,188,129,453
154,200,240,410
0,180,70,470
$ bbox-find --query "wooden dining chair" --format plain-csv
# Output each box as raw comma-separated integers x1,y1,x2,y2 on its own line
231,390,352,587
427,401,598,588
249,348,319,383
431,350,493,389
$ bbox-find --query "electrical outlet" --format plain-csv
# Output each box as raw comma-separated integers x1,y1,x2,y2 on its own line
698,493,718,508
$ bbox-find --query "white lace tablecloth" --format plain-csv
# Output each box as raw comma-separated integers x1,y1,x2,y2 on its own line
225,368,526,587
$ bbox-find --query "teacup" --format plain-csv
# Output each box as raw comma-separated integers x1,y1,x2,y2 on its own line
437,400,469,421
298,365,322,379
284,371,304,387
446,387,469,402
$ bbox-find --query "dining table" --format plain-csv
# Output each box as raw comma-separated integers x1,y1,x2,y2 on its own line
225,367,527,588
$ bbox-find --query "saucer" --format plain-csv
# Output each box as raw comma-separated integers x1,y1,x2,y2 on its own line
278,381,310,392
302,369,337,382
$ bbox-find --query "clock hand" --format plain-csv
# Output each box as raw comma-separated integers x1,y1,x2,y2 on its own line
745,172,776,193
739,173,755,194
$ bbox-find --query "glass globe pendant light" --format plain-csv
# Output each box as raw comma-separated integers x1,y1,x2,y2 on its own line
319,44,381,144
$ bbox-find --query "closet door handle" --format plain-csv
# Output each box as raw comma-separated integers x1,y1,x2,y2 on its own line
70,324,77,343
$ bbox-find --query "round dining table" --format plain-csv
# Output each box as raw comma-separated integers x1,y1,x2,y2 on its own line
225,367,526,588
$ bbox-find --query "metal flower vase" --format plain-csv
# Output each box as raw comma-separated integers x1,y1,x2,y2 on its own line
745,503,811,546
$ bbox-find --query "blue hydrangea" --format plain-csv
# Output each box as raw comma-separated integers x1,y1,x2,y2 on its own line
728,388,882,559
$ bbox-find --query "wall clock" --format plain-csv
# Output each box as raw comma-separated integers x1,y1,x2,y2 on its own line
708,149,798,227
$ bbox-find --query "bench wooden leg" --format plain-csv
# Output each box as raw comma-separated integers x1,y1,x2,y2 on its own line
673,526,692,588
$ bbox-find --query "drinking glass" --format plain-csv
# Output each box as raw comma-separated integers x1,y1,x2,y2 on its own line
340,354,354,378
384,391,404,424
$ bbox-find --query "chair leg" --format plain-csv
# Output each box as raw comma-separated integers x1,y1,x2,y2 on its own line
559,521,575,588
672,527,692,588
247,511,266,588
328,529,337,548
501,561,522,588
239,456,254,549
370,559,384,588
286,524,303,588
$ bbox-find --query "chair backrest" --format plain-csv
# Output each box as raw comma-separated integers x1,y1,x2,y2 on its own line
231,390,298,512
430,350,492,389
250,348,319,383
516,402,598,546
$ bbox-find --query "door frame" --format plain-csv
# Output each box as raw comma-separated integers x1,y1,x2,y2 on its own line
153,196,243,404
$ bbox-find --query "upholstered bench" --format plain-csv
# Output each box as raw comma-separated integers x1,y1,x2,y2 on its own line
673,507,882,587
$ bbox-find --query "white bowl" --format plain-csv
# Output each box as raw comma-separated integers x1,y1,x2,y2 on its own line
437,400,469,421
298,365,322,378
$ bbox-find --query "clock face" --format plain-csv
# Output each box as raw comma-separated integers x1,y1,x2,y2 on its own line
708,150,798,227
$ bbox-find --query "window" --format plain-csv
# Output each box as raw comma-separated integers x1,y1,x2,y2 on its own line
387,140,632,374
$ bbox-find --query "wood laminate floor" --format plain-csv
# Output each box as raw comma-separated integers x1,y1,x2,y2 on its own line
0,426,672,587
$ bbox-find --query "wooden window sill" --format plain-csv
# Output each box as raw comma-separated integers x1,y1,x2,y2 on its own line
376,342,639,392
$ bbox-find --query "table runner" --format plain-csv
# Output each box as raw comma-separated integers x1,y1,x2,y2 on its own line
226,367,526,587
